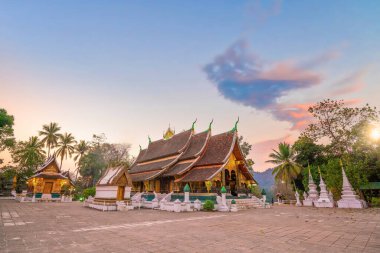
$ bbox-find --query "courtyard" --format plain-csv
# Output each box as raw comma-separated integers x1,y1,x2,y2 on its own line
0,200,378,252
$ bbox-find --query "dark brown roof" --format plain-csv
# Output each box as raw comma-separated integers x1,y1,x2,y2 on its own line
129,158,176,174
195,131,235,166
130,170,161,182
36,156,60,173
139,130,192,162
135,149,147,163
176,166,221,182
162,162,193,177
179,131,209,161
31,173,68,180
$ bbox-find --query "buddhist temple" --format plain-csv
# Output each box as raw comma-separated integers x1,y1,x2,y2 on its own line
27,157,74,200
128,120,256,195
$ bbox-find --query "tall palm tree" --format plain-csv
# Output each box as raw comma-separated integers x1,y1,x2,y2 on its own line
56,132,76,169
73,140,90,180
39,122,61,157
266,142,302,184
13,136,46,170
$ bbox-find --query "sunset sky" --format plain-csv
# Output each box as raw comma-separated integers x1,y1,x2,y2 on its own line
1,1,380,172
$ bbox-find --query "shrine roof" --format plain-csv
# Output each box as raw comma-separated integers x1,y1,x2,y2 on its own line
138,129,192,163
195,131,235,166
162,162,193,177
179,131,209,161
175,166,222,182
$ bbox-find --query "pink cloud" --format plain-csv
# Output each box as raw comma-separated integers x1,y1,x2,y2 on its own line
270,103,313,131
252,134,296,171
331,70,367,96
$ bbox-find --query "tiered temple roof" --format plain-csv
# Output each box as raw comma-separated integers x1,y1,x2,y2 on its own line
128,124,255,183
30,156,70,181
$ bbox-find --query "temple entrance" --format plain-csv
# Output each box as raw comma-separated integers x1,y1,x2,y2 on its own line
117,186,125,200
43,182,53,194
230,170,237,196
160,177,172,193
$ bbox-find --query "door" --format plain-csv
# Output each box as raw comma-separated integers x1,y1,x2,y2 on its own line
117,186,125,200
43,182,53,194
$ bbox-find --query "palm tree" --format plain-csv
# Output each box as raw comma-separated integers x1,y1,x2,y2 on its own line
39,122,61,157
56,132,76,169
13,136,46,170
266,142,302,184
73,140,90,180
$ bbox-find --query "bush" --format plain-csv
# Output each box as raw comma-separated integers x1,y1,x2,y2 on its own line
203,200,215,211
82,187,96,199
371,197,380,207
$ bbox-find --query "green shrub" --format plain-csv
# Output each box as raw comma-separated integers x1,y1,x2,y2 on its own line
203,200,215,211
83,187,96,199
371,197,380,207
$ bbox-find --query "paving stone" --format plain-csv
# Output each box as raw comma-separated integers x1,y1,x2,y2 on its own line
0,200,379,252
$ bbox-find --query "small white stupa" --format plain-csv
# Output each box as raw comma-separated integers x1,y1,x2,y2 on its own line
337,161,367,209
314,167,334,208
303,166,319,206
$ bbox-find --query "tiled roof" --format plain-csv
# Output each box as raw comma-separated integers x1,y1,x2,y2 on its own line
129,158,176,174
195,131,235,166
139,130,192,162
176,166,221,182
36,156,60,173
97,166,124,185
130,170,161,182
31,173,68,180
163,162,193,177
179,131,209,161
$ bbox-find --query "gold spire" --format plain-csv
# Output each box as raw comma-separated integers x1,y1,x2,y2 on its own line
163,124,175,140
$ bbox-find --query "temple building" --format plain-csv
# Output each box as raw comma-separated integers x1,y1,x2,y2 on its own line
94,166,132,203
128,120,256,195
27,157,74,200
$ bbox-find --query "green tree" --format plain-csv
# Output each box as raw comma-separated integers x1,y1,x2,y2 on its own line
12,136,46,170
238,135,254,167
303,99,378,155
0,109,15,162
79,151,106,187
293,136,326,167
266,142,302,184
73,140,90,180
39,122,62,157
56,133,76,169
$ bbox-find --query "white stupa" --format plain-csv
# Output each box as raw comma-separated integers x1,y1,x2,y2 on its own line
303,166,319,206
314,167,334,208
337,162,367,209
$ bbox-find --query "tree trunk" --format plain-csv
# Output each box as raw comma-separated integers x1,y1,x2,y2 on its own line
60,155,64,170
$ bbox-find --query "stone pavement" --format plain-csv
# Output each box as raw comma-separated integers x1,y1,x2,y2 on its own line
0,200,379,253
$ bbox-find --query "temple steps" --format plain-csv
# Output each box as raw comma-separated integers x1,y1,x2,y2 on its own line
229,197,267,210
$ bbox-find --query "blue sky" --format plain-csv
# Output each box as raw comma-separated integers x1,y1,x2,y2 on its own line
1,1,380,171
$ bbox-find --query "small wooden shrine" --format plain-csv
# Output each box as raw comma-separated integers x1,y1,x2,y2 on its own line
27,157,73,200
94,166,132,204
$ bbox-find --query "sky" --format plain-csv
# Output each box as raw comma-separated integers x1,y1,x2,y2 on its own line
1,0,380,172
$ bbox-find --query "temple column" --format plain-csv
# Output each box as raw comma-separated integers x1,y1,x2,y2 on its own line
221,170,225,186
236,163,240,187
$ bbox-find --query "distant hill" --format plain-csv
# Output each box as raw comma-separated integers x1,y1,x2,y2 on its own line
254,168,275,201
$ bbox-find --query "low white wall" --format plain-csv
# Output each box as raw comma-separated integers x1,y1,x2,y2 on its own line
95,186,118,199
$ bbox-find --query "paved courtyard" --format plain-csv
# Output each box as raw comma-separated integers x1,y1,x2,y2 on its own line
0,200,379,253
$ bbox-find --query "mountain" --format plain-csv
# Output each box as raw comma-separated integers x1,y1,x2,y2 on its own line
254,168,275,201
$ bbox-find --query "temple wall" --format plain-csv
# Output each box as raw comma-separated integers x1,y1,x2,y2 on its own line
95,186,118,199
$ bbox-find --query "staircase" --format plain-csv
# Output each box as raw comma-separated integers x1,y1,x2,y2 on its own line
229,197,268,210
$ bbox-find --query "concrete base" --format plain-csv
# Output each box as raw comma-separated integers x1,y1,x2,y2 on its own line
218,205,229,212
230,204,238,212
302,200,314,206
337,199,367,209
314,201,334,208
